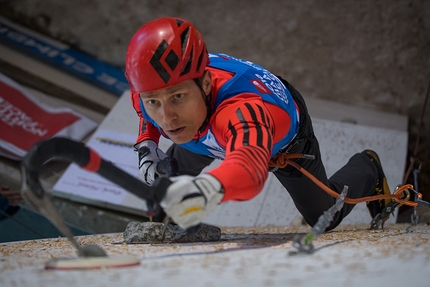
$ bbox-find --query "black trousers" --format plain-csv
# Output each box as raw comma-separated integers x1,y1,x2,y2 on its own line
166,79,378,231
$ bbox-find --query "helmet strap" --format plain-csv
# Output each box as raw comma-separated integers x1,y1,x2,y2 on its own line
194,77,212,143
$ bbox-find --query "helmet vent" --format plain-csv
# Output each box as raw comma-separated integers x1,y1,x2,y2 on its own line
180,27,190,56
196,50,204,72
175,18,184,27
180,46,193,76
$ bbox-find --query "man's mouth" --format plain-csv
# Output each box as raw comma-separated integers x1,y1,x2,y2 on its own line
167,127,185,135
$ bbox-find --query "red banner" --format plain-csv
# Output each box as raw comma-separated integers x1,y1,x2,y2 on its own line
0,73,98,160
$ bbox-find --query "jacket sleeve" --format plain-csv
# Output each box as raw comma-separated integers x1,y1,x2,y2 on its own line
130,91,161,144
207,95,283,202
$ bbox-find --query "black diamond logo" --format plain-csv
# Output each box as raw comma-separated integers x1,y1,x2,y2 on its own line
165,50,179,71
150,40,170,83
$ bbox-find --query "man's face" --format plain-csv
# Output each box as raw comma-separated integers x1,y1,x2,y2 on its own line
139,78,209,144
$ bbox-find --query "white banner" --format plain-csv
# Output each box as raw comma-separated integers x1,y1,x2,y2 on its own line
53,129,140,206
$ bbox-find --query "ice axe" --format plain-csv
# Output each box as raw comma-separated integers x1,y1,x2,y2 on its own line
20,137,172,259
21,137,171,216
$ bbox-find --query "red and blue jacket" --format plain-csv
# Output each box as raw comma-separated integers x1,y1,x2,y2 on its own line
131,53,300,202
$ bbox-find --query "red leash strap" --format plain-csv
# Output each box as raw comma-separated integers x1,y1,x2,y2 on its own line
82,148,102,172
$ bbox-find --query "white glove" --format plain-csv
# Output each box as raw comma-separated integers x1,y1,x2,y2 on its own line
160,174,224,229
135,140,168,185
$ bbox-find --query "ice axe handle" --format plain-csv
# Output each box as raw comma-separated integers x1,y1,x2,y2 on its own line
21,137,171,218
146,157,178,216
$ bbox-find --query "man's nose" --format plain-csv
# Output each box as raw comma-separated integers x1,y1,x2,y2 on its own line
161,103,177,124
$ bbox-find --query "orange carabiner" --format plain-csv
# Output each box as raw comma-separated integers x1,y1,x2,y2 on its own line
393,184,421,207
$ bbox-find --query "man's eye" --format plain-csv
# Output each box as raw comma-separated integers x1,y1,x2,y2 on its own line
147,99,158,105
174,94,184,100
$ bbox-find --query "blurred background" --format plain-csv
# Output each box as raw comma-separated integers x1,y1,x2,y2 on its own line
0,0,429,236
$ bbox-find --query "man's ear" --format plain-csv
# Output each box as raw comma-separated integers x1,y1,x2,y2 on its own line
202,70,212,95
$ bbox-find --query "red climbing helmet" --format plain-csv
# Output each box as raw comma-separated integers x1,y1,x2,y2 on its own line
125,17,209,93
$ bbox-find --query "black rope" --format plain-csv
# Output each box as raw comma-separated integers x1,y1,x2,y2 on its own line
403,79,430,184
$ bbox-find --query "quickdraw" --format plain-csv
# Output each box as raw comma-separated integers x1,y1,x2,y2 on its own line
401,79,429,225
411,159,422,225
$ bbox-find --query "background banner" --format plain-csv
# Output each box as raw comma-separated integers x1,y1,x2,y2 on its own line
0,73,98,160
